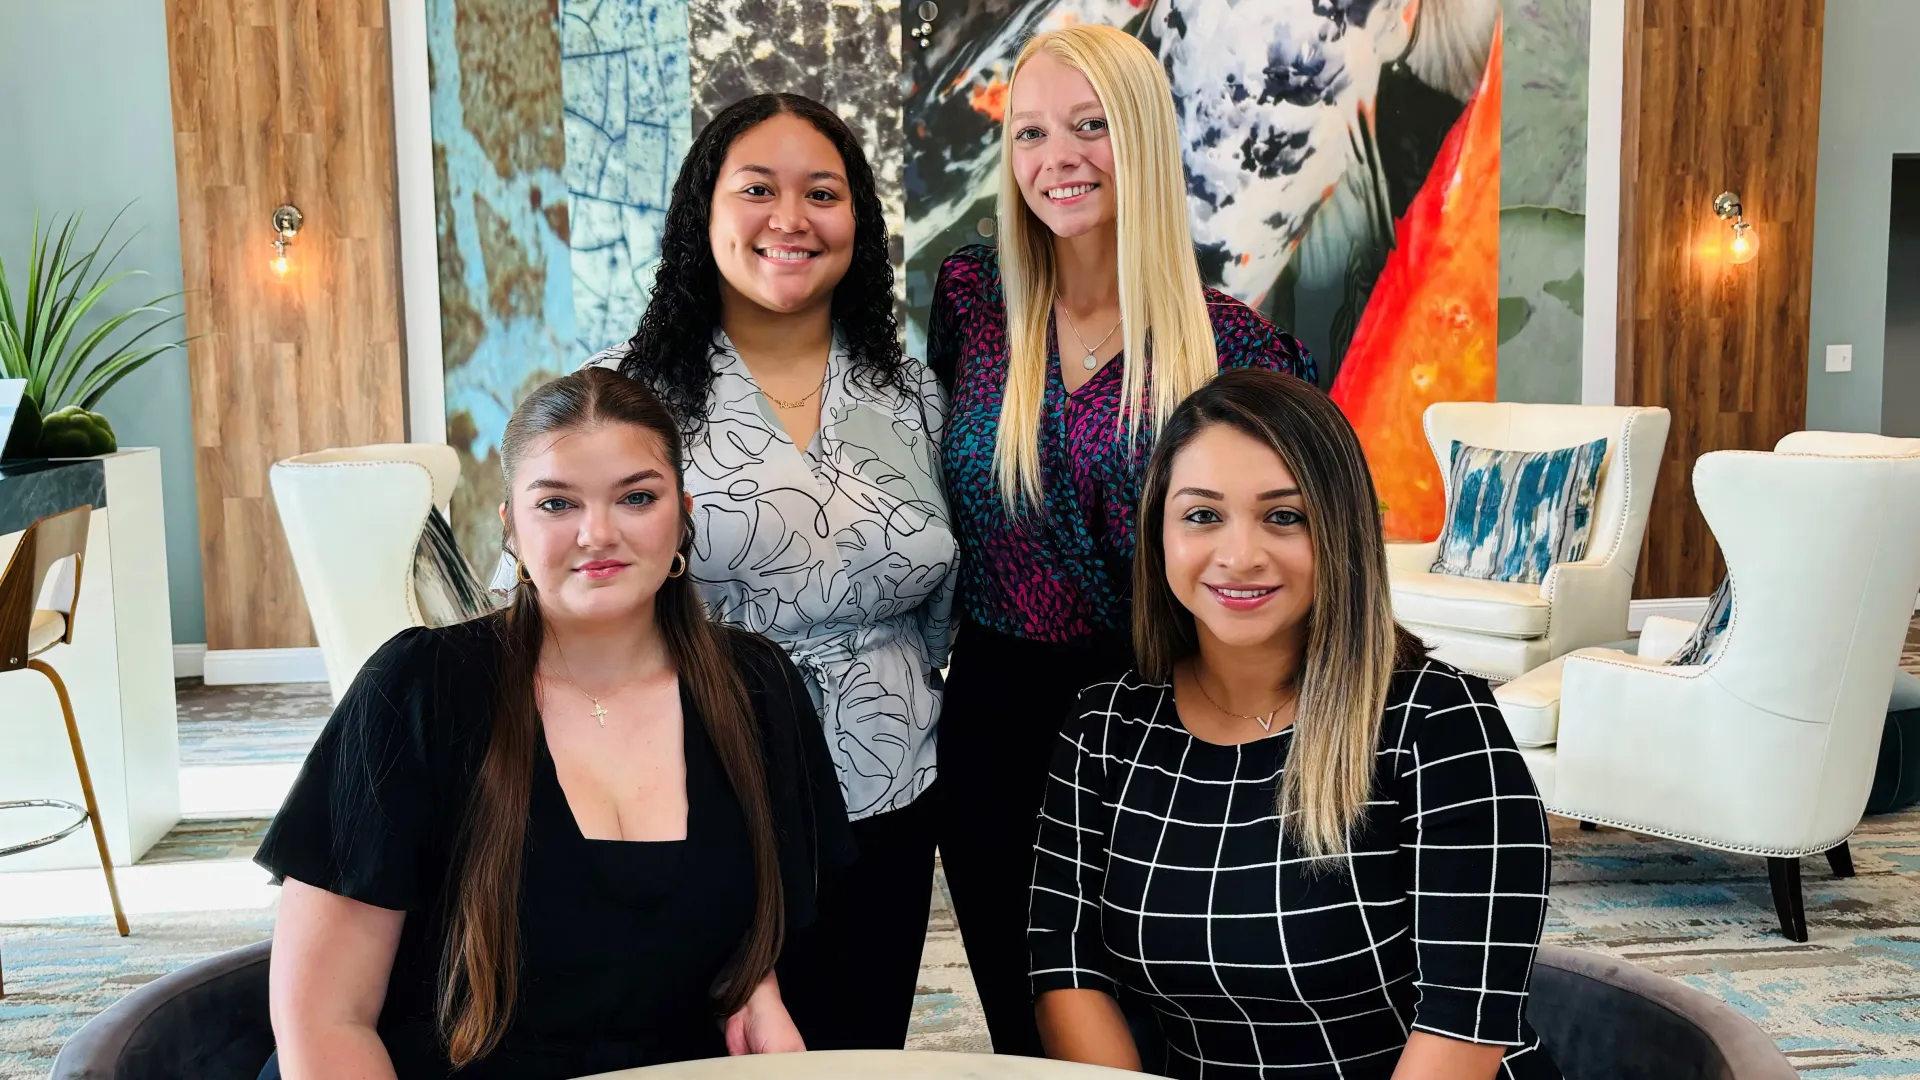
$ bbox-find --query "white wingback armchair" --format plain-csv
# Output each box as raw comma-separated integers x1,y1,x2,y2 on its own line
270,444,460,701
1494,434,1920,941
1388,402,1671,681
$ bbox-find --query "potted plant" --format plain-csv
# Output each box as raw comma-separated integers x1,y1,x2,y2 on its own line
0,207,189,459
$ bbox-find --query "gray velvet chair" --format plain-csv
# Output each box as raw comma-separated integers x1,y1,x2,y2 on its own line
1525,946,1796,1080
52,942,1794,1079
51,940,270,1080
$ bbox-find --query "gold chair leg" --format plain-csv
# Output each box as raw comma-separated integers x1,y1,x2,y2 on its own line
29,659,130,937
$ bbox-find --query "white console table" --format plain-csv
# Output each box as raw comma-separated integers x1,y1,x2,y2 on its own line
0,449,181,870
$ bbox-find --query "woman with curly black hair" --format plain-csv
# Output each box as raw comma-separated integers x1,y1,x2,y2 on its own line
586,93,956,1052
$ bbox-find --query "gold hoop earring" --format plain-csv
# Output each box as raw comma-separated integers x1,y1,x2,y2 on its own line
667,552,687,578
516,560,533,585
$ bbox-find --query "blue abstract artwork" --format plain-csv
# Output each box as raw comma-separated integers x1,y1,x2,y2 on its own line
428,0,691,568
563,0,693,359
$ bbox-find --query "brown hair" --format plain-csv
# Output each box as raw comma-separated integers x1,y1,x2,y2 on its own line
1133,368,1425,860
438,367,783,1064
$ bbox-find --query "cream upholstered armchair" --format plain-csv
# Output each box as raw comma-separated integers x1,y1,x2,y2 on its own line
271,444,470,701
1388,402,1671,681
1494,434,1920,941
1637,432,1920,661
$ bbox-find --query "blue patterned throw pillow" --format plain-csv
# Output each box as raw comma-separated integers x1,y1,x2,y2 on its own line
1668,576,1733,666
1430,438,1608,585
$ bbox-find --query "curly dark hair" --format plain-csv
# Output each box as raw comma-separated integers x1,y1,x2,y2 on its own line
618,93,904,443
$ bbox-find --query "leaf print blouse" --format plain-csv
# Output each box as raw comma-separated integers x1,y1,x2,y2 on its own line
926,245,1316,644
587,334,957,821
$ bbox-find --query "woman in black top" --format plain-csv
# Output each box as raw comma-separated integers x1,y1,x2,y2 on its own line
1029,370,1558,1079
256,369,852,1080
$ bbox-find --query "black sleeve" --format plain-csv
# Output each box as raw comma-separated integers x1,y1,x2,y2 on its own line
253,627,458,912
1029,685,1120,997
732,631,857,932
1388,663,1552,1046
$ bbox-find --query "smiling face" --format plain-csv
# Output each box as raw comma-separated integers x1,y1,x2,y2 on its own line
1161,423,1316,653
707,112,856,317
502,421,691,627
1007,50,1118,240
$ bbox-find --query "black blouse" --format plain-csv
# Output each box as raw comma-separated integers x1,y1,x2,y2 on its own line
255,616,854,1080
1030,659,1560,1080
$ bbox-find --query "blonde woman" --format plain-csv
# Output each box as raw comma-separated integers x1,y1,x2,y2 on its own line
1030,370,1557,1079
927,23,1315,1057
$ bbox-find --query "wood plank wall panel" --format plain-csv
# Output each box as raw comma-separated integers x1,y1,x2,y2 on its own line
1618,0,1825,598
166,0,406,650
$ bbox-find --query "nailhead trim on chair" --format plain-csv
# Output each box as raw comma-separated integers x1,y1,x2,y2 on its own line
274,458,438,631
1545,806,1853,860
1537,409,1650,646
1547,443,1920,858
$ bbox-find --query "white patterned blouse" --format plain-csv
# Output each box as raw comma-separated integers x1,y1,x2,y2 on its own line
587,333,957,820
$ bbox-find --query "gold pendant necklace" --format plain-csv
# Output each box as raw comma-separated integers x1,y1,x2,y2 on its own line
1060,305,1121,372
547,638,642,727
1190,670,1299,734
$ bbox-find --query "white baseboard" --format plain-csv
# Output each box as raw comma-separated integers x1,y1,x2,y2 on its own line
1628,597,1710,632
200,647,328,686
172,644,206,680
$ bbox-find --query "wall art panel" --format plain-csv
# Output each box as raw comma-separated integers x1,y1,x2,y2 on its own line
690,0,904,308
430,0,691,570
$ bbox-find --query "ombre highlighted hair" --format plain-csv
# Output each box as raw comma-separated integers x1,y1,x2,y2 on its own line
1133,370,1428,860
994,24,1220,509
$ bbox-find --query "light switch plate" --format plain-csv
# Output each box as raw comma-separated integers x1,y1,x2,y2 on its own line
1826,344,1853,373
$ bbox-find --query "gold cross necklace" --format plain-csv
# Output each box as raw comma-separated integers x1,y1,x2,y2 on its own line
545,638,643,727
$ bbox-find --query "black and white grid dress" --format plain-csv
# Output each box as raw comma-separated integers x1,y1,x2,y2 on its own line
1029,659,1560,1079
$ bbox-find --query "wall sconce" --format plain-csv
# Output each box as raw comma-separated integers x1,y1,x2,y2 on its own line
270,204,303,276
1713,191,1758,265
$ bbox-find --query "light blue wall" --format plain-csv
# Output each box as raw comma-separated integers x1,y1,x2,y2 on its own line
0,0,204,644
1806,0,1920,433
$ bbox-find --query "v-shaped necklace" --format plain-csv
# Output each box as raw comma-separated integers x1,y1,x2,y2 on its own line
1191,672,1300,734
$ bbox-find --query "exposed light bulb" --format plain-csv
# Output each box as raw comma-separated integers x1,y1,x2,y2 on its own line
272,254,289,276
1728,221,1758,265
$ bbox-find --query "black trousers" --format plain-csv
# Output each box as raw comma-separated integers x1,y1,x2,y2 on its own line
779,785,939,1050
935,620,1135,1059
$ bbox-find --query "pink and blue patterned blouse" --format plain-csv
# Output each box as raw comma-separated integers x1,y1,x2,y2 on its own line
927,245,1315,644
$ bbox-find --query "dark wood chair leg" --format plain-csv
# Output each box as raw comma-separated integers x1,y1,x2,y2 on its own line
1825,841,1855,878
1579,821,1599,831
1767,857,1808,942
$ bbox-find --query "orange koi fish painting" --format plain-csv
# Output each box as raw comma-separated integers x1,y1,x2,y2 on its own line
1332,29,1503,542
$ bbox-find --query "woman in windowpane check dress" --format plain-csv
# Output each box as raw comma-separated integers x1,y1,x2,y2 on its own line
1030,369,1560,1079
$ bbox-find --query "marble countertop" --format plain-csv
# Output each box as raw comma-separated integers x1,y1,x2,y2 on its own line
580,1051,1139,1080
0,456,108,536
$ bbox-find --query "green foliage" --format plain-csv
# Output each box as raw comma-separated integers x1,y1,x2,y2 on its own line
38,405,119,456
0,207,188,430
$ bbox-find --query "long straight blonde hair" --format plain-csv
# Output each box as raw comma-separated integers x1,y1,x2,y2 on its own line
1133,370,1427,860
995,24,1219,509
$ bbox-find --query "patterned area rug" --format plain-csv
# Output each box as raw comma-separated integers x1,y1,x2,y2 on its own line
174,679,331,767
1546,813,1920,1076
4,625,1918,1078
